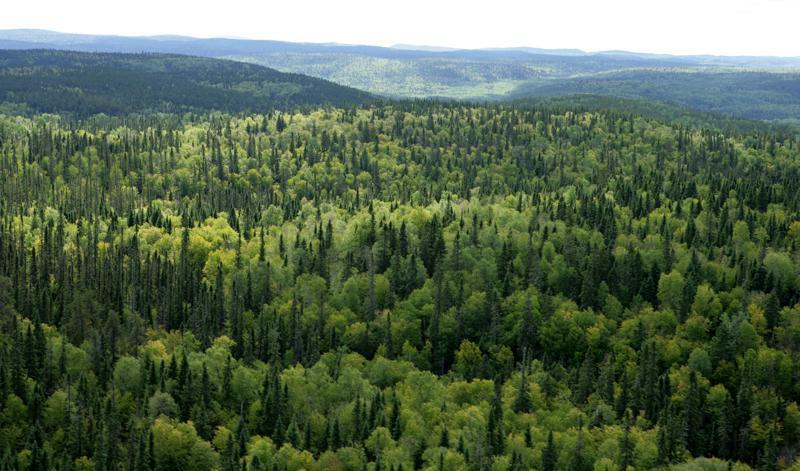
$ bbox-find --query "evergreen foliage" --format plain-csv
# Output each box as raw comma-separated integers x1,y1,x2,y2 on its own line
0,100,798,470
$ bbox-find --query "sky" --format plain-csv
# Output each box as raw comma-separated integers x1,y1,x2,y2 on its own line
2,0,800,56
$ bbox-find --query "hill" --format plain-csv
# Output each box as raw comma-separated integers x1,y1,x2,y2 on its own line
508,69,800,123
514,94,797,134
0,49,372,116
3,29,800,107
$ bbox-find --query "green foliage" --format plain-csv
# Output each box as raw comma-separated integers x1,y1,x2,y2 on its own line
0,100,798,470
511,70,800,123
0,50,372,116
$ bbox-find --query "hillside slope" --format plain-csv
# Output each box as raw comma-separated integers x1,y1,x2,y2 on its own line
3,29,800,124
4,29,800,102
508,70,800,123
0,49,373,116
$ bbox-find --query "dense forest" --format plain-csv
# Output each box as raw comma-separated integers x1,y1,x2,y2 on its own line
3,30,800,121
1,101,800,471
0,50,372,116
509,71,800,124
514,95,793,136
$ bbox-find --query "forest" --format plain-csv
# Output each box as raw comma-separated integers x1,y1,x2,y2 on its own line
0,50,372,117
1,100,800,471
508,71,800,124
4,30,800,124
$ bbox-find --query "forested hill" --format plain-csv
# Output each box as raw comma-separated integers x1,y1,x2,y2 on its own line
4,29,800,123
2,102,800,470
0,49,373,116
514,94,796,135
508,70,800,124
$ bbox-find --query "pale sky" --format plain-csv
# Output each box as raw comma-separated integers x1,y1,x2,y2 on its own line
2,0,800,56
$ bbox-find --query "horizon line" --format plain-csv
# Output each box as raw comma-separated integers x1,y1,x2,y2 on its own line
2,28,800,59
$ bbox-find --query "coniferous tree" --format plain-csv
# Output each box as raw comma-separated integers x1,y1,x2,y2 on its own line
568,418,591,471
486,381,505,456
512,366,533,414
684,370,705,456
541,431,558,471
619,412,635,471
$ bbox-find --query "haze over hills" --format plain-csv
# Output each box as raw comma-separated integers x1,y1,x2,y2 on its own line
511,70,800,123
2,29,800,123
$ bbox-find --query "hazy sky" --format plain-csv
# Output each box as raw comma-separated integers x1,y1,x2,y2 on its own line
2,0,800,56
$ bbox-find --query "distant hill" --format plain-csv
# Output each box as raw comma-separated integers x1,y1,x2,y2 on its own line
391,44,460,52
508,70,800,122
514,94,796,134
4,29,800,101
0,49,372,116
2,30,800,123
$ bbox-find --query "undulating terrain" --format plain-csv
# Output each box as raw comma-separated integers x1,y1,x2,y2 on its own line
2,29,800,125
0,43,799,470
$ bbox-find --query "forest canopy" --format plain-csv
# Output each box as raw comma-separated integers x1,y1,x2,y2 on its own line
0,50,373,117
0,101,799,470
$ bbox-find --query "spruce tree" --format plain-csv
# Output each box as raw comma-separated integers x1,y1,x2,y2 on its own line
541,431,557,471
